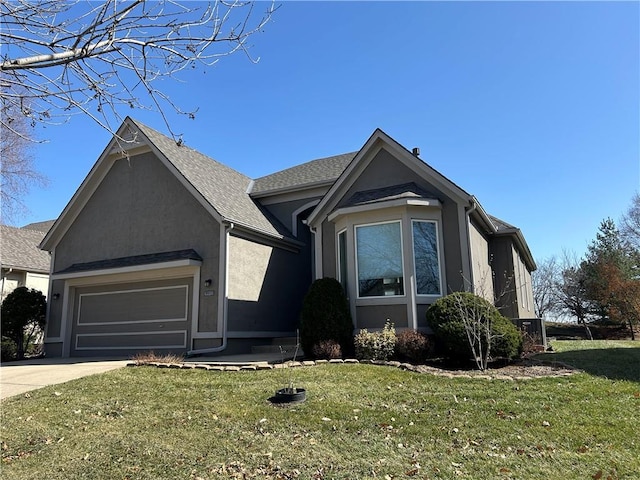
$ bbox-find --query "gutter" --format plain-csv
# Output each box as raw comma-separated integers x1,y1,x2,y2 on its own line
186,222,234,356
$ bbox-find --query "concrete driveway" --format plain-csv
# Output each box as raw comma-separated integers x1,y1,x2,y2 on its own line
1,357,129,400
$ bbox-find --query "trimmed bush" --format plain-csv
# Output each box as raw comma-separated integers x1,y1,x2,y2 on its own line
426,292,522,362
300,278,353,358
1,337,18,362
395,329,432,364
1,287,47,360
354,321,396,361
311,340,342,360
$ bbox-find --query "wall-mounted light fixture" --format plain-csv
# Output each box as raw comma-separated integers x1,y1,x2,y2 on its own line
53,293,60,300
204,279,212,288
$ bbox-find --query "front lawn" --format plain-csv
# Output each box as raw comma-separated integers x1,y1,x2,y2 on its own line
1,341,639,479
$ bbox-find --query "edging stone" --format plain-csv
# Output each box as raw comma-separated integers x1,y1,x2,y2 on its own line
128,357,576,381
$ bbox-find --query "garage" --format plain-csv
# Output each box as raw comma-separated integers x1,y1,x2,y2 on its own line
43,250,204,358
69,277,192,356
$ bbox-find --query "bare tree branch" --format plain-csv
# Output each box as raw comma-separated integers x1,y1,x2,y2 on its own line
1,0,276,141
1,102,48,222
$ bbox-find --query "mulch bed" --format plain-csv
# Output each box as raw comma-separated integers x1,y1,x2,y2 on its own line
130,356,578,380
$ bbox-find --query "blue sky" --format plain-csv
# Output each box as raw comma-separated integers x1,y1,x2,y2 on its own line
16,1,640,263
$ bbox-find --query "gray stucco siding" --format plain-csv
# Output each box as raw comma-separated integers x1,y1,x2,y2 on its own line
227,234,312,335
49,152,222,353
490,236,517,319
335,147,466,293
321,219,337,278
261,197,322,237
46,278,66,339
53,152,219,272
355,304,408,330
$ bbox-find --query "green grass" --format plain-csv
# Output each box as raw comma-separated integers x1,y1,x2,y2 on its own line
2,341,639,479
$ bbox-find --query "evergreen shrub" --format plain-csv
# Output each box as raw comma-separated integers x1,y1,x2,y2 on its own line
300,278,353,358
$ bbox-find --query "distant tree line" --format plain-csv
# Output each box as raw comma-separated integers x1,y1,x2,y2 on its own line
532,194,640,340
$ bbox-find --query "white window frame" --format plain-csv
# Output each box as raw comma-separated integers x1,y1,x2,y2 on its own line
354,220,406,299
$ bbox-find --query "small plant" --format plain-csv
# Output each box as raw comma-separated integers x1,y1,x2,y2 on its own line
354,321,396,361
279,341,301,394
273,333,306,404
312,339,342,360
130,351,185,365
395,329,431,364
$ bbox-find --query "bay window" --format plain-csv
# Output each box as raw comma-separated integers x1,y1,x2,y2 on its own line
412,220,442,295
355,221,404,297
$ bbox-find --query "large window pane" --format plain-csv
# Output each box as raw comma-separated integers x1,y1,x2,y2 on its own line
356,222,404,297
413,221,441,295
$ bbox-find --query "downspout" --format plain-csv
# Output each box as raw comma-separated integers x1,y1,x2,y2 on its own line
186,221,234,356
464,199,477,293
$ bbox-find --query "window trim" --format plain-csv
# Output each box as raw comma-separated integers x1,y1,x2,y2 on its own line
354,220,406,299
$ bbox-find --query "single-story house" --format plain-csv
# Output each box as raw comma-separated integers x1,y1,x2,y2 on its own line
1,222,54,301
40,118,536,357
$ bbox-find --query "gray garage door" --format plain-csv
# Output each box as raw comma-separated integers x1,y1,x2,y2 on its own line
70,277,191,356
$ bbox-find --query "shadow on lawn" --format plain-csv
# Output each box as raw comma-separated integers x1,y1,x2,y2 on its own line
540,348,640,383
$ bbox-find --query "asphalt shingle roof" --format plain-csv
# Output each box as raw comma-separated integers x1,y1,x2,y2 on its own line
131,119,291,239
22,220,56,233
1,225,50,273
251,152,357,195
343,182,439,207
57,249,202,275
488,214,517,232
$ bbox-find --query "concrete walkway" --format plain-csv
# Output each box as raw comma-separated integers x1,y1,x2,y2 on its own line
0,357,129,400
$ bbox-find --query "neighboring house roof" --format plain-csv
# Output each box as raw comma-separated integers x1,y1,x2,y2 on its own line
1,225,50,273
251,152,357,196
22,220,56,233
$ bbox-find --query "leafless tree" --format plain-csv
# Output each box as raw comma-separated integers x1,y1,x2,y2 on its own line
620,193,640,253
1,0,276,142
556,250,594,339
453,291,496,371
531,255,560,319
1,101,48,222
457,267,516,370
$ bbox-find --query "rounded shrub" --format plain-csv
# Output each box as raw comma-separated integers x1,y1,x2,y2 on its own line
299,278,353,358
395,329,432,364
426,292,522,361
311,339,342,360
354,321,396,361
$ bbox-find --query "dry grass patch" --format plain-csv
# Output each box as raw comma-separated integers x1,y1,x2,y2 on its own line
130,350,185,365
